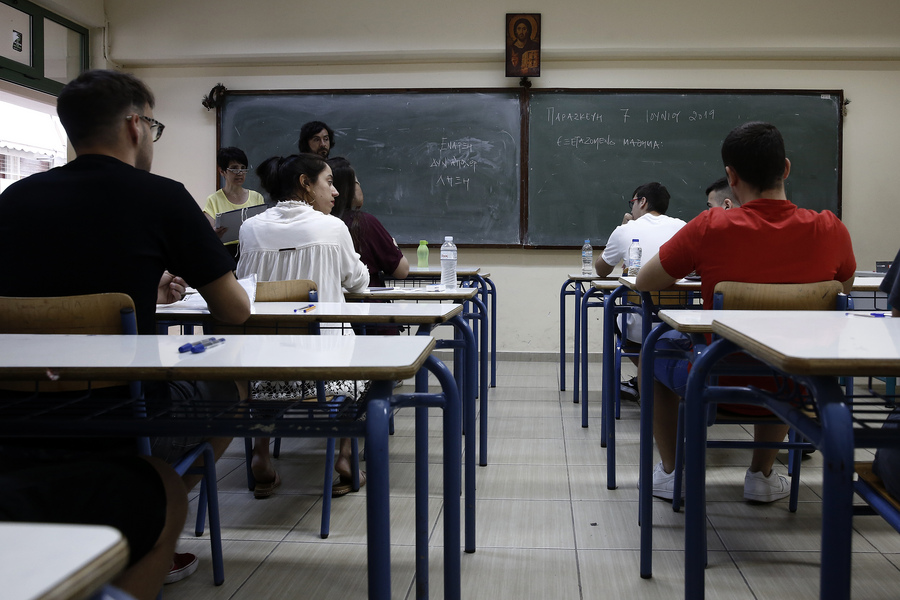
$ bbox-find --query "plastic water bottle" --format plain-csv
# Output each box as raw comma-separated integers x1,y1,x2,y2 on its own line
581,239,593,275
627,238,642,276
417,240,429,269
440,236,458,289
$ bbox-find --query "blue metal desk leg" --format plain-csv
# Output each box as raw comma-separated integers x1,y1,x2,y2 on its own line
560,278,574,392
809,376,854,600
600,286,626,448
469,295,490,467
484,276,497,388
574,281,583,404
365,391,392,600
414,366,430,598
638,323,670,577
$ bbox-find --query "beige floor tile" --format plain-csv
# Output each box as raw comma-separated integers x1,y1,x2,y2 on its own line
573,499,725,551
229,540,417,600
163,538,278,600
432,498,576,549
482,436,567,465
427,547,582,600
853,512,900,553
578,549,755,599
490,385,561,401
488,416,564,440
708,500,878,553
186,490,319,542
733,550,900,600
474,463,571,500
488,398,562,419
283,494,443,547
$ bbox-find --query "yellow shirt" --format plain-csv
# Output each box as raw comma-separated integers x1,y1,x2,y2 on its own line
203,188,265,246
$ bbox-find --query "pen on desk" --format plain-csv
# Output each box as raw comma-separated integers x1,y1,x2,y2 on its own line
178,337,226,353
846,312,890,318
294,304,316,313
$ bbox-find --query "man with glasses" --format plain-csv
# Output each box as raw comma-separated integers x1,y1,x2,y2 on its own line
0,69,251,593
297,120,335,158
594,182,686,402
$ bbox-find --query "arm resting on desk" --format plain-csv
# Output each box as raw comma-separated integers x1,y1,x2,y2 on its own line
594,257,617,278
635,254,678,291
199,272,251,324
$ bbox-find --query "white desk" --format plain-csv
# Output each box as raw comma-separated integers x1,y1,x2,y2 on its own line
682,311,900,600
0,333,456,600
157,300,478,555
2,522,127,600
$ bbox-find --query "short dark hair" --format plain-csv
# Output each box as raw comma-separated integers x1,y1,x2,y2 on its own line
326,156,356,219
255,153,329,203
57,69,155,149
216,147,249,170
704,176,730,197
631,181,671,214
297,121,335,153
721,121,786,192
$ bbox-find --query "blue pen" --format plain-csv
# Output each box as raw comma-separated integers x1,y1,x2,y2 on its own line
293,304,316,313
178,337,226,353
846,312,889,318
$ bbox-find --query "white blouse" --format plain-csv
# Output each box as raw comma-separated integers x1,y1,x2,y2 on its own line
237,201,369,304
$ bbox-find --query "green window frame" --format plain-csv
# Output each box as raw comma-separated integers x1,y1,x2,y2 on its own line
0,0,89,95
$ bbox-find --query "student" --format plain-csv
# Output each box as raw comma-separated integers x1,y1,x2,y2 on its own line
237,153,369,498
595,182,686,401
0,69,251,589
636,121,855,502
297,120,335,158
327,156,409,287
203,146,265,261
705,176,734,209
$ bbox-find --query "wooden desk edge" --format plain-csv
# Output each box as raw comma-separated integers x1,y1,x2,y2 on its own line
43,536,128,600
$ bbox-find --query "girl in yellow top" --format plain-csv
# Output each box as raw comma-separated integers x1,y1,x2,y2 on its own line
203,147,265,260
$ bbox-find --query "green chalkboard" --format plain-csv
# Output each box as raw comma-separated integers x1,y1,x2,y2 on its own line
219,91,522,245
526,90,843,246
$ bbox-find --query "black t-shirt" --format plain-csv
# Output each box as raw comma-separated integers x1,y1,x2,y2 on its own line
0,154,236,333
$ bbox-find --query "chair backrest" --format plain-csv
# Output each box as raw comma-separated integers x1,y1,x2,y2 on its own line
0,293,136,392
214,279,318,335
713,280,845,311
255,279,318,303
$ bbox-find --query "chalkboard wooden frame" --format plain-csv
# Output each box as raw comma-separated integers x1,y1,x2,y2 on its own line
216,87,843,249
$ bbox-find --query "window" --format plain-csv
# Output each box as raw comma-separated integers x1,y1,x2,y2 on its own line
0,85,66,191
0,0,88,95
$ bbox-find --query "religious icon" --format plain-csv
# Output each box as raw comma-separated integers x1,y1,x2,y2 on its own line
505,13,541,78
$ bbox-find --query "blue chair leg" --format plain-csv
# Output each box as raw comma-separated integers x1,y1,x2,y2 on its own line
321,437,336,538
244,438,255,491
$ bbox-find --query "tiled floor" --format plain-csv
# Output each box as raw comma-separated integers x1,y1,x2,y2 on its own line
164,359,900,599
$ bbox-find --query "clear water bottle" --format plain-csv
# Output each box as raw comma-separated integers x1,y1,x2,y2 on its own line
440,236,458,289
627,238,642,276
581,239,593,275
417,240,429,269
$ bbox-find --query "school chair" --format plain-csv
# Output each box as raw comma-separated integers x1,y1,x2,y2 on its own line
0,293,224,586
213,278,360,539
670,280,848,512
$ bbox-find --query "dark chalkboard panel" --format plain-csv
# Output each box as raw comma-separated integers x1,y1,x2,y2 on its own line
219,91,522,245
527,90,842,246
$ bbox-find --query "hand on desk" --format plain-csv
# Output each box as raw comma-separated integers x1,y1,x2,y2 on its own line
158,271,187,304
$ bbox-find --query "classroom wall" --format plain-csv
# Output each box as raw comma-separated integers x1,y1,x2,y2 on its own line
37,0,900,357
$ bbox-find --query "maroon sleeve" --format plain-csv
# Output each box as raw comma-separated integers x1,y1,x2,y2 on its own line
360,212,404,277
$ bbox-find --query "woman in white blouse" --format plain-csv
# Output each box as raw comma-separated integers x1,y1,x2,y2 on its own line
237,153,369,498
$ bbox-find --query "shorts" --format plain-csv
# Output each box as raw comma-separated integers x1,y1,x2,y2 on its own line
0,456,166,567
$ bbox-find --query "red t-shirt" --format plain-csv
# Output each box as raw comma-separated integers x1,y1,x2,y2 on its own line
659,198,856,308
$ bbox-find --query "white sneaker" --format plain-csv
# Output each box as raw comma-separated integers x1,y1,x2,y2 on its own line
651,461,684,500
743,469,791,503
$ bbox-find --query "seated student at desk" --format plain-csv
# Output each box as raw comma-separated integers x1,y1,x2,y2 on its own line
636,121,855,502
237,153,370,498
595,182,686,402
0,69,251,586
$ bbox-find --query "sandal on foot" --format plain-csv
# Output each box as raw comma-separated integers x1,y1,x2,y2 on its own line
253,470,281,499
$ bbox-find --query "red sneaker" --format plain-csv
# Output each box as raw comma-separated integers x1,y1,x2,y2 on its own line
165,552,199,584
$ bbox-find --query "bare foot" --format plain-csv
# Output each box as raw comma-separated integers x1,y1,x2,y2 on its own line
251,449,276,483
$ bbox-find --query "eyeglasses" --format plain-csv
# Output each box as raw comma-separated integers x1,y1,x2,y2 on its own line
127,114,165,142
226,167,250,175
629,197,641,208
